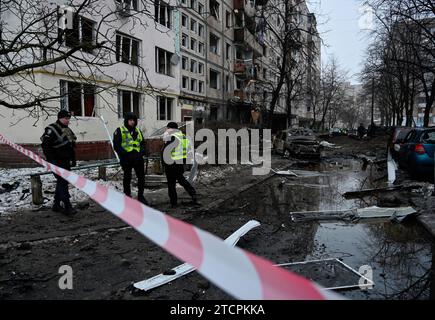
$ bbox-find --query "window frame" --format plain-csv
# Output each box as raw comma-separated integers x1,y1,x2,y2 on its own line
116,32,140,66
60,80,96,117
155,46,174,77
157,96,174,120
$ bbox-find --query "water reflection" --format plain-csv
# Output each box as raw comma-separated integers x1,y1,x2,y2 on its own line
219,158,433,299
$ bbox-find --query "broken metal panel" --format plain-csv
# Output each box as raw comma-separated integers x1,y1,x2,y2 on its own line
356,206,417,222
290,209,358,223
290,206,417,223
133,220,261,292
277,258,374,291
387,149,397,186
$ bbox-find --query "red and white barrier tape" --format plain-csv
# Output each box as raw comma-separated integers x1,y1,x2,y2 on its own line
0,133,340,300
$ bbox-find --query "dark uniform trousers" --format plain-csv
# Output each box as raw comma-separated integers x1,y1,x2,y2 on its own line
121,156,145,197
52,158,71,204
165,164,196,206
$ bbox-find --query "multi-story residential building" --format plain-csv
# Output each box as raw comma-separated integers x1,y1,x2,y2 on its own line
0,0,180,165
0,0,320,165
178,0,208,124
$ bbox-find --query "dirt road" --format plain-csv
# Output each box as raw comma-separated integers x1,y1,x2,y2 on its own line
1,135,433,300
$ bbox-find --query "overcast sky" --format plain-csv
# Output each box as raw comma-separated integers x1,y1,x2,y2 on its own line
308,0,373,84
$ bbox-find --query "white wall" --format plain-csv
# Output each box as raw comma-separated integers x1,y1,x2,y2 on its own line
0,0,181,144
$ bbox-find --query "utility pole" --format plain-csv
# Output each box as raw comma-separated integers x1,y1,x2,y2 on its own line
371,75,375,126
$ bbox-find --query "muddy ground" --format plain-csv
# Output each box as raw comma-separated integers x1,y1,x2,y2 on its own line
0,135,434,300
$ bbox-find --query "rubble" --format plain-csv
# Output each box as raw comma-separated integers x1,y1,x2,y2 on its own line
133,220,260,292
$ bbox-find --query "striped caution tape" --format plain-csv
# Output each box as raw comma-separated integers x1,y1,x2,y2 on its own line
0,133,341,300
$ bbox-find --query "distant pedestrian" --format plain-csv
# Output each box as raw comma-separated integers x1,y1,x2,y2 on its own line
113,112,149,205
357,123,366,140
41,110,77,215
162,122,197,208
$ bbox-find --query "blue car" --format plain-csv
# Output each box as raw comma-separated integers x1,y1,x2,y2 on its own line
397,128,435,176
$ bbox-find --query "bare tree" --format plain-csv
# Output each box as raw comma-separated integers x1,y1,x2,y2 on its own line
256,0,319,129
0,0,172,119
363,0,435,127
312,56,347,130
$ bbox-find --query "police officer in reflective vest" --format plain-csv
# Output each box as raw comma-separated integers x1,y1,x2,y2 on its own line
162,122,197,208
113,112,149,205
41,110,77,215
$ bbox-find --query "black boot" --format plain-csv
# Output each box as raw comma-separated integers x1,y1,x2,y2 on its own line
52,201,64,213
191,194,199,205
138,195,149,206
63,200,77,216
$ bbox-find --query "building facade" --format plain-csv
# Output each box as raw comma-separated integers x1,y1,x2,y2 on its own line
0,0,320,165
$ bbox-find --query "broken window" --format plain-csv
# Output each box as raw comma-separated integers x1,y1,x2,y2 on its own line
190,79,197,92
155,47,173,76
62,14,96,53
198,42,204,54
116,33,140,66
60,80,96,117
210,69,220,89
182,33,188,47
182,76,189,89
226,43,231,60
118,90,141,118
209,32,220,55
154,0,172,28
157,96,173,120
209,0,220,20
182,56,188,70
226,11,231,28
198,24,204,37
190,59,197,73
115,0,138,11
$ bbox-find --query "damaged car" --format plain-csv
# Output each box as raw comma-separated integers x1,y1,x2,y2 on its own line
273,128,321,158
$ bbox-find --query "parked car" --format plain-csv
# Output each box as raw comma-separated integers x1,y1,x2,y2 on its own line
397,128,435,176
273,128,321,158
388,127,413,160
329,127,347,137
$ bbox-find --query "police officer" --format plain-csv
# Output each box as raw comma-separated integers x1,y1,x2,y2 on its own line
41,110,77,215
162,122,197,208
113,112,149,205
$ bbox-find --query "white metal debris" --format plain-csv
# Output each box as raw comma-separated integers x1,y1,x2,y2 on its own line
277,258,374,291
320,141,342,149
387,149,397,186
290,206,417,223
356,206,417,222
133,220,261,292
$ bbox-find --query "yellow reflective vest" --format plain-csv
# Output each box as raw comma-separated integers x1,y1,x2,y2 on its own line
120,126,143,153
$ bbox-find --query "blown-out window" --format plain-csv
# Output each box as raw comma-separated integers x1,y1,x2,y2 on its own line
157,96,173,120
117,90,140,118
60,80,95,117
116,33,140,66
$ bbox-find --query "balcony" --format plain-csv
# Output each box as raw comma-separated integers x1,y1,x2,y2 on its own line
234,0,256,17
234,61,259,80
234,61,247,74
234,28,263,57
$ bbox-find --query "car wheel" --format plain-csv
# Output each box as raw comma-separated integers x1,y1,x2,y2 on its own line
408,158,417,177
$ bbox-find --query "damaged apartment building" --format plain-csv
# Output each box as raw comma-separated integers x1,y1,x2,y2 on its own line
0,0,320,165
179,0,321,128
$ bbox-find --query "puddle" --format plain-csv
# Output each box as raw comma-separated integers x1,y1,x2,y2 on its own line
235,159,434,299
307,221,432,299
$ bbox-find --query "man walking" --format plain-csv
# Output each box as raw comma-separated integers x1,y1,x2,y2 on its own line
41,110,77,215
113,112,149,205
162,122,197,208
